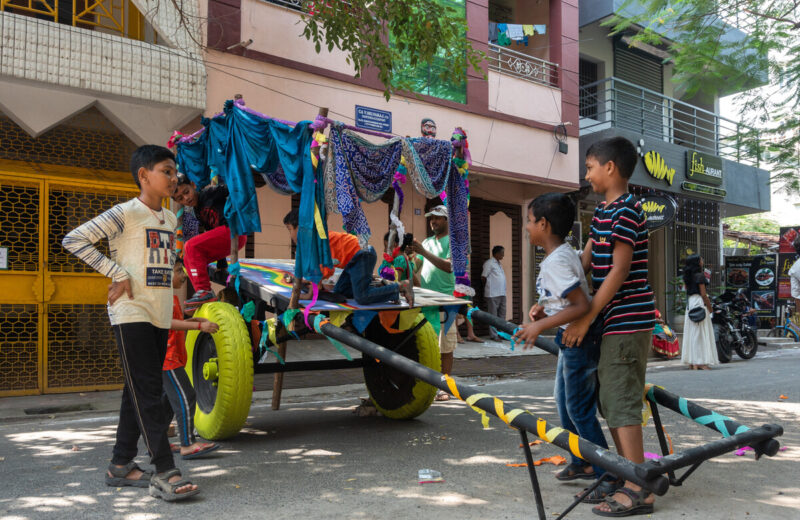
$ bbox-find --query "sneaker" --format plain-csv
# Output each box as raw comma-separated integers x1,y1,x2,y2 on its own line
185,290,217,313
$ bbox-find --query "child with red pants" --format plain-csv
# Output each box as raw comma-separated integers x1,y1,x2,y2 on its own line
172,174,247,312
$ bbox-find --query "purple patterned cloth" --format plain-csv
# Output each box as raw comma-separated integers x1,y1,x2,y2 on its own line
328,125,403,244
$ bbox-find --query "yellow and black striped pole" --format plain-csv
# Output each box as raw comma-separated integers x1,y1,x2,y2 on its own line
317,319,670,496
469,309,784,483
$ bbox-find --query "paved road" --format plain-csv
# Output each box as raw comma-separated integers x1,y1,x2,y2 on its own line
0,348,797,519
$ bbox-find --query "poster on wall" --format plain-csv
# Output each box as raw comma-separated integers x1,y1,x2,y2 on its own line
777,226,800,302
725,254,778,317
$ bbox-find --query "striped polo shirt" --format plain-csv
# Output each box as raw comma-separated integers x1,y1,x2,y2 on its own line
590,193,655,335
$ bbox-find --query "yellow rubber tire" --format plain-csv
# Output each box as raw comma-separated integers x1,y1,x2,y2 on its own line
185,302,253,440
362,313,441,419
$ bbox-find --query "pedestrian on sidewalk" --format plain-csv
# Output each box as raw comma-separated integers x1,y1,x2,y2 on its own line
681,254,717,370
513,193,610,498
482,245,507,340
413,205,457,401
62,145,200,501
163,259,222,459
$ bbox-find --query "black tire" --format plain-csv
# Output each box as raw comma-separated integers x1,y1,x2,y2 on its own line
362,313,441,419
713,323,733,363
734,328,758,360
185,302,253,440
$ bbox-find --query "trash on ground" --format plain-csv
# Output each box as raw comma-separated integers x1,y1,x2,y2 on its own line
506,455,567,468
418,468,444,484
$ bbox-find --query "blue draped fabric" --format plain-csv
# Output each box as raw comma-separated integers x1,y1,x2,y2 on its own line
176,101,332,283
405,138,452,197
329,125,402,243
175,100,470,283
175,118,213,189
445,161,469,277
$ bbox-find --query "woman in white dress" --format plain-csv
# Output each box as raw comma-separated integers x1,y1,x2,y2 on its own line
681,254,718,370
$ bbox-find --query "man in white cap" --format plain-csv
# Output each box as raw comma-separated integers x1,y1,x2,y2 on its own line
413,204,457,401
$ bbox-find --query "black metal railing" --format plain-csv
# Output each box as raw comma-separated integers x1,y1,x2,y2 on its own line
580,77,761,166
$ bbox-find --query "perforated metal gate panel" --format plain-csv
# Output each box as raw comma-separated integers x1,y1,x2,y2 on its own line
0,304,40,393
47,304,122,389
0,178,43,395
0,171,137,395
45,184,134,392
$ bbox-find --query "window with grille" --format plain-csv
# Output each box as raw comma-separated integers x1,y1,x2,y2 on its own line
579,59,599,119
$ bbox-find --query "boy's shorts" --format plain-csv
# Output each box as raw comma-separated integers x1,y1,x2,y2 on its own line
597,330,650,428
438,312,458,354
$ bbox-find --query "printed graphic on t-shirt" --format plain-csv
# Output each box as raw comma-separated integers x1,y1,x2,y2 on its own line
145,228,175,288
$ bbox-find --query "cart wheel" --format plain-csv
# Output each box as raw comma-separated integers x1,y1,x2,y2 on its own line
185,302,253,440
362,313,441,419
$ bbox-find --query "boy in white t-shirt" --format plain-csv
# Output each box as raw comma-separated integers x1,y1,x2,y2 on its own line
63,145,199,501
514,193,612,500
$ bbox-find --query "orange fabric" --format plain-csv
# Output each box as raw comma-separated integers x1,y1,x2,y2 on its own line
378,310,402,333
321,232,361,280
164,296,187,370
506,455,567,468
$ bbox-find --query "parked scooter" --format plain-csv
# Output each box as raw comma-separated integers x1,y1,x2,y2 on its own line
711,291,758,363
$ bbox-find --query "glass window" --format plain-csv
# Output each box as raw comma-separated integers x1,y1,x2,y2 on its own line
392,0,467,104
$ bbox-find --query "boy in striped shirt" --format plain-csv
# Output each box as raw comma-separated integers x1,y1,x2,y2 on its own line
562,136,656,517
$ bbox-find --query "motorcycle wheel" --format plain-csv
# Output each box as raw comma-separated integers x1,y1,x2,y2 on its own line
713,323,733,363
734,328,758,360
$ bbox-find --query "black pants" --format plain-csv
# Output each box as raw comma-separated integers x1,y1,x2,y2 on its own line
111,323,175,473
162,367,197,447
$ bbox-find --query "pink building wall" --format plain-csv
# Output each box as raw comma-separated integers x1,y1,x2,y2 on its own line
199,0,580,319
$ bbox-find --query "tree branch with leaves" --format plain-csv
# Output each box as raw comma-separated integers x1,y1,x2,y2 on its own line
301,0,484,100
608,0,800,194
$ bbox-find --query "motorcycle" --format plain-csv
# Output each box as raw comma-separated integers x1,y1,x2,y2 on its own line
711,291,759,363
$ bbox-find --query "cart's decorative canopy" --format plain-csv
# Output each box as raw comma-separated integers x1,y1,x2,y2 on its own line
174,99,469,284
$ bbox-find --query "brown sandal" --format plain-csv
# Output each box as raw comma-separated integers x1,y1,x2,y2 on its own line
592,486,654,517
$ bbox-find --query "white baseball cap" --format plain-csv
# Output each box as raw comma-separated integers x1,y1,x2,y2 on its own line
424,205,448,218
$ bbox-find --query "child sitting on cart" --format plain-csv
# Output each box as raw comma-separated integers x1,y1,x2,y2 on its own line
172,174,247,312
379,231,415,282
283,210,414,306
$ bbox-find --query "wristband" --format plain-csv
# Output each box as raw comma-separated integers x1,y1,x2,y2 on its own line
197,321,202,330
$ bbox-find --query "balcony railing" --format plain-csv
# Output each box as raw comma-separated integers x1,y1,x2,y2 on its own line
580,77,761,166
487,43,559,88
0,0,159,43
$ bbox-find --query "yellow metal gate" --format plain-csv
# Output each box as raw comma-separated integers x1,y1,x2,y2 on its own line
0,168,138,396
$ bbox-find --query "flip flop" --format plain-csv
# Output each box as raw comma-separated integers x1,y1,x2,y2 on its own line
181,442,221,460
170,443,181,454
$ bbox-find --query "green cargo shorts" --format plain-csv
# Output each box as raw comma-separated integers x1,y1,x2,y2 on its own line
597,331,651,429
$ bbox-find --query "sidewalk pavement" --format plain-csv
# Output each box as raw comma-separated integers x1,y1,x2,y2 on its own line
0,332,703,424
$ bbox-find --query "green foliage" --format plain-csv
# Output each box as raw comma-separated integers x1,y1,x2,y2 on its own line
300,0,484,101
667,276,687,313
606,1,800,194
724,214,780,234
